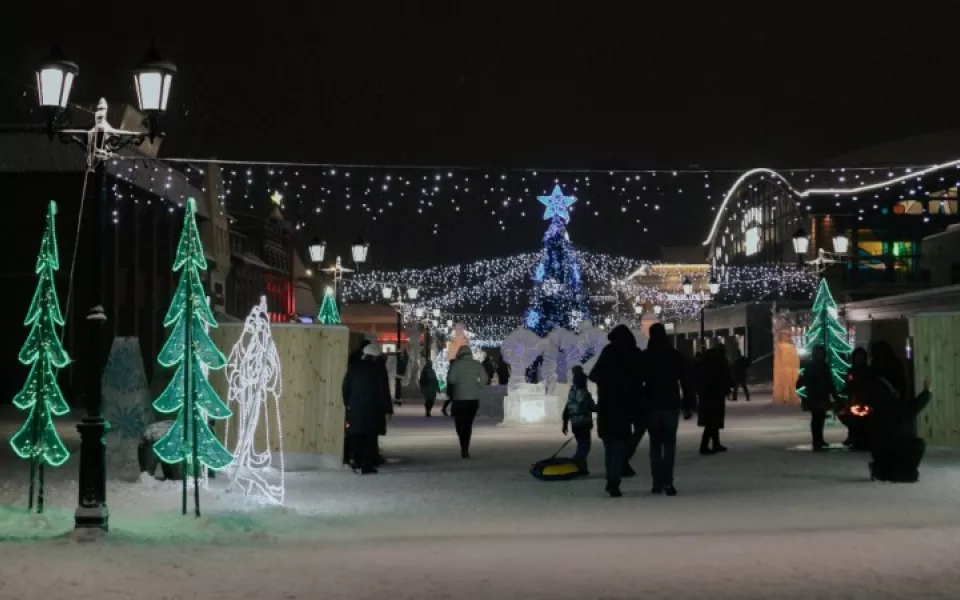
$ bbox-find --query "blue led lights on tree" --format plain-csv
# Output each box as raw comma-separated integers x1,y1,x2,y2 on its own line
524,185,589,336
10,201,71,514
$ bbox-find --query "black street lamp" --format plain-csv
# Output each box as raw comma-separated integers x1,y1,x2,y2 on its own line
22,44,177,534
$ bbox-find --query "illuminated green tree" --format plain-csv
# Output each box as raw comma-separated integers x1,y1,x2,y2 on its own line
797,278,852,403
153,198,232,516
317,286,340,324
10,201,71,513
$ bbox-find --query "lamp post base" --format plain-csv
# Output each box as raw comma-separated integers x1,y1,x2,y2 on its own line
74,417,109,532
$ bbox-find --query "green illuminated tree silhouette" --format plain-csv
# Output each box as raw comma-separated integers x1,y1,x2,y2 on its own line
153,198,232,516
317,286,340,324
10,201,71,514
797,278,852,404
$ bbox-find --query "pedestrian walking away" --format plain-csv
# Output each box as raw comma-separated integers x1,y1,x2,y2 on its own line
730,354,752,402
698,344,733,454
562,366,596,474
419,359,439,417
445,345,487,458
643,323,694,496
588,324,645,498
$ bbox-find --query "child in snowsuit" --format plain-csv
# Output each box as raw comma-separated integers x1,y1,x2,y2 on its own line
562,367,596,474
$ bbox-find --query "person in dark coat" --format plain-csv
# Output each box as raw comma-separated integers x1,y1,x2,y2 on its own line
394,350,409,404
866,367,931,482
730,354,752,402
481,355,495,385
796,345,837,450
698,344,733,454
419,359,439,417
496,359,511,387
642,323,694,496
442,356,457,416
588,324,645,498
343,340,372,464
342,344,392,474
839,347,871,449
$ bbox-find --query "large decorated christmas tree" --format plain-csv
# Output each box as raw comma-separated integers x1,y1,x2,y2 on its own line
797,278,852,403
153,198,233,516
524,185,589,336
10,201,71,513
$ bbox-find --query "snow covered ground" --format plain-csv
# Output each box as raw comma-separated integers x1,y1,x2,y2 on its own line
2,398,960,599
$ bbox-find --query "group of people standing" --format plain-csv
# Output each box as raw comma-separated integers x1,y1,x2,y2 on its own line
797,340,932,481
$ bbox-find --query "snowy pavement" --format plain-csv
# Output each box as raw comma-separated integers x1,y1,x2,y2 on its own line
2,397,960,599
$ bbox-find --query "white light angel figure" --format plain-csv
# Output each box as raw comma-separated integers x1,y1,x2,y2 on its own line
223,296,285,505
537,327,583,394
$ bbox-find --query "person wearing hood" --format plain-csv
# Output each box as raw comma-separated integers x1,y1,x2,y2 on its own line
342,343,393,474
445,345,487,458
419,359,439,417
643,322,694,496
588,324,646,498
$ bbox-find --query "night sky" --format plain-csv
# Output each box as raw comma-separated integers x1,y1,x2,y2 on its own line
2,2,959,267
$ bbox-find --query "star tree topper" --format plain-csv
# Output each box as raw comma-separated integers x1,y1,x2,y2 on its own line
538,185,576,223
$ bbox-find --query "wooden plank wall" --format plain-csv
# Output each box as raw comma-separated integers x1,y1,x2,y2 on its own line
913,314,960,445
209,323,349,457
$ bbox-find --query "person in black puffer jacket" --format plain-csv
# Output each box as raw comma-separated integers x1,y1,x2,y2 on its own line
588,325,645,498
642,323,695,497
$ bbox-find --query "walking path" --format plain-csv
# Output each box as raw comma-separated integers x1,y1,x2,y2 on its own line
0,396,958,598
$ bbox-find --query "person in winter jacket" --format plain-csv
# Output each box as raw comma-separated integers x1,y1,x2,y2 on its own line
562,366,596,473
419,359,439,417
642,323,695,496
698,344,733,454
868,373,932,482
496,359,511,387
341,344,393,474
730,354,752,402
481,355,495,385
839,347,871,449
588,324,645,498
445,345,487,458
796,345,837,450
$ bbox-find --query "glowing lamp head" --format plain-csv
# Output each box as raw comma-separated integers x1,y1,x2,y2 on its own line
833,233,849,254
432,308,441,318
708,275,720,296
36,45,78,110
792,228,810,256
414,307,425,318
654,304,663,316
381,286,394,300
406,287,419,300
633,303,643,315
133,46,176,113
351,236,369,264
682,277,694,296
308,238,326,264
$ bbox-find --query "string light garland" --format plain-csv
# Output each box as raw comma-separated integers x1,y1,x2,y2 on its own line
10,201,71,514
152,198,233,517
224,296,285,505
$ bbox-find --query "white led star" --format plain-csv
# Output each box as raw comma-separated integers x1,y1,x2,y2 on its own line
538,185,576,223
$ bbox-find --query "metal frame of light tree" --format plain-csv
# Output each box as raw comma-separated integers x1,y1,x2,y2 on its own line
152,197,233,517
10,201,71,514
